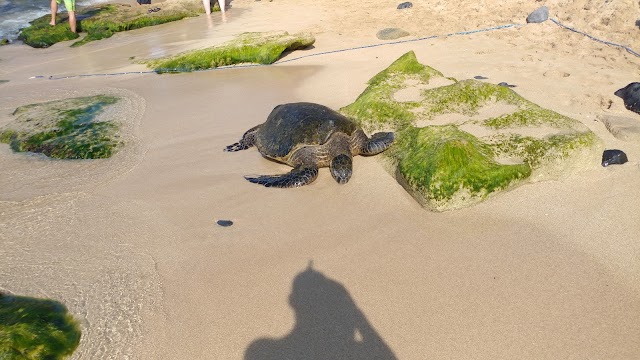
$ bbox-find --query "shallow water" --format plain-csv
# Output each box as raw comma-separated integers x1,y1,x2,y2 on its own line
0,0,112,40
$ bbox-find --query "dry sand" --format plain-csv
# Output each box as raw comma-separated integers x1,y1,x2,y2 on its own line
1,0,640,358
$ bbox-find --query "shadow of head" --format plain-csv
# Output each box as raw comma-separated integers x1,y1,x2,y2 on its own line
245,264,396,360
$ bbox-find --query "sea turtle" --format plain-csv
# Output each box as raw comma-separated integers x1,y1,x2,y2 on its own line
224,102,395,188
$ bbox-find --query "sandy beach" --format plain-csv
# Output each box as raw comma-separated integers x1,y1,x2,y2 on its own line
1,0,640,358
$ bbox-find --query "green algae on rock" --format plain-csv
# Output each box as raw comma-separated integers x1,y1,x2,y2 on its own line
19,1,205,48
342,51,446,131
0,95,123,159
18,14,79,48
0,293,81,360
341,51,602,211
390,125,532,210
146,31,315,73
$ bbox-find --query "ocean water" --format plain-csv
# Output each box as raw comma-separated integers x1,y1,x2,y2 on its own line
0,0,111,40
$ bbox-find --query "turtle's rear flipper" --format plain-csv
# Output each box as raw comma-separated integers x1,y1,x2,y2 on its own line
362,132,395,155
245,165,319,188
224,125,260,152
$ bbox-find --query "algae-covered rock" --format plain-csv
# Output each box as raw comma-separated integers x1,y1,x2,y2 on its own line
390,125,532,209
0,293,81,360
0,95,123,159
18,15,79,48
341,51,602,211
19,1,205,48
146,31,315,73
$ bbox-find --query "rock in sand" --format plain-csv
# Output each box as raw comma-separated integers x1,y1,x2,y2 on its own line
601,149,628,167
376,28,410,40
614,82,640,115
526,6,549,23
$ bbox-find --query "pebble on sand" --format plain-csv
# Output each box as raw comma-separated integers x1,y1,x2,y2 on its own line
217,220,234,227
376,28,410,40
526,6,549,23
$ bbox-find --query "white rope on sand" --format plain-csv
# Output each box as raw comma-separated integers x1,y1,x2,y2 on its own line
549,18,640,57
38,20,639,80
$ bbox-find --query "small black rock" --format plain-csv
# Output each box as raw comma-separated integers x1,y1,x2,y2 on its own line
601,149,628,167
498,82,517,88
614,82,640,115
397,2,412,9
474,75,488,80
217,219,234,227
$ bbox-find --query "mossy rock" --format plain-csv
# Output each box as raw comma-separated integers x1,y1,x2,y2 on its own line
0,293,81,360
19,1,205,48
18,16,79,48
146,31,315,73
341,51,602,211
0,95,123,159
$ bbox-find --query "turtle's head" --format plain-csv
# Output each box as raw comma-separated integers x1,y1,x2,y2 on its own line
330,154,352,184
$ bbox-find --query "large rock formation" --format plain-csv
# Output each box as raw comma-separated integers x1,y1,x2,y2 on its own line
341,51,603,211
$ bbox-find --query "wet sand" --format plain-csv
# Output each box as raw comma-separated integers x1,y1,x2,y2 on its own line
1,0,640,358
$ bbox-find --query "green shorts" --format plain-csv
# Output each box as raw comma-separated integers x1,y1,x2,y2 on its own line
56,0,76,12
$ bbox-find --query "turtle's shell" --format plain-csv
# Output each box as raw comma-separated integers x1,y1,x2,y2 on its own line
256,102,358,159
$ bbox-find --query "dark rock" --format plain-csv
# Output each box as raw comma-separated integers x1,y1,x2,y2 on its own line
474,75,488,80
636,19,640,29
376,28,410,40
601,149,628,167
498,82,516,88
614,82,640,114
526,6,549,23
397,2,412,9
217,219,234,227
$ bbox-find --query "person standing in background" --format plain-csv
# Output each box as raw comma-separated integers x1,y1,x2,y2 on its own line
50,0,77,33
202,0,225,15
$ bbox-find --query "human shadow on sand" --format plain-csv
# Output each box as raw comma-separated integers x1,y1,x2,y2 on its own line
245,264,397,360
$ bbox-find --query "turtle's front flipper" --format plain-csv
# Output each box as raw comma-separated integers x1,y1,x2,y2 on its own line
224,125,260,152
361,131,395,155
245,165,319,188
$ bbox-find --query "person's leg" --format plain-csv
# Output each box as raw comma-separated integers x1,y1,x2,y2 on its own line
202,0,211,15
218,0,225,14
64,0,76,32
50,0,58,26
68,11,76,33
